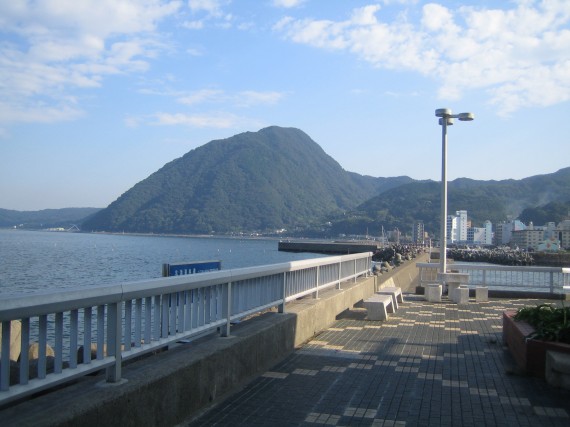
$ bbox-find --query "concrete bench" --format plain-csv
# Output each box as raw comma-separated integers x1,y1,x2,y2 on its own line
425,284,442,302
364,293,394,321
376,286,404,310
546,351,570,390
476,286,488,302
455,285,469,304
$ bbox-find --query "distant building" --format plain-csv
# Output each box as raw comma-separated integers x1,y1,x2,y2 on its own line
447,210,469,244
557,220,570,249
467,227,486,244
537,237,561,252
511,223,544,250
466,220,493,246
484,220,493,245
494,220,526,245
544,222,558,240
412,220,425,245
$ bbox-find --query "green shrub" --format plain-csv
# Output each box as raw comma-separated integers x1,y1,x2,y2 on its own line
514,304,570,344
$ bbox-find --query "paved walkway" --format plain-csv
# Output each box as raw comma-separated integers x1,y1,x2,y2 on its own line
186,295,570,427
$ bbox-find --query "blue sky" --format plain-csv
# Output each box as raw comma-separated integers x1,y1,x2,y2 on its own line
1,0,569,211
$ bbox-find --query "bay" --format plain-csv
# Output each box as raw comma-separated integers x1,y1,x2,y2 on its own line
0,229,323,295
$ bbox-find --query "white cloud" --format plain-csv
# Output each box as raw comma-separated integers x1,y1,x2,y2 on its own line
124,115,141,128
351,5,381,26
235,91,285,107
274,1,570,115
178,89,225,105
136,88,284,129
183,20,205,29
272,0,306,9
185,0,235,29
0,0,182,124
152,112,240,128
186,47,204,56
176,89,286,106
188,0,223,16
0,100,84,123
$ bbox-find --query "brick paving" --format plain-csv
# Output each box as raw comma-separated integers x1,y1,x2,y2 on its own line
186,295,570,427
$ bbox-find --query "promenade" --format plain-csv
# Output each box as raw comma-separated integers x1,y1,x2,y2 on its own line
186,295,570,427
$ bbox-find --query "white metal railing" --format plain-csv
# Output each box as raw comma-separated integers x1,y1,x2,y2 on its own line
417,262,570,294
0,252,371,405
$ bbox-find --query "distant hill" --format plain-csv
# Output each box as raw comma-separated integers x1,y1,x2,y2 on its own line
7,127,568,238
83,127,409,234
519,200,570,225
330,167,570,236
0,208,101,229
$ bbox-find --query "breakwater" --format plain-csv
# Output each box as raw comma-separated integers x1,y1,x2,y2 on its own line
532,252,570,267
278,240,380,254
447,247,570,267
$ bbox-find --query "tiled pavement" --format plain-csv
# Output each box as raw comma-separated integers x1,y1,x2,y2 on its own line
186,295,570,427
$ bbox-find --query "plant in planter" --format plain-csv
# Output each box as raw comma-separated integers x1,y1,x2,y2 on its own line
514,304,570,344
503,303,570,378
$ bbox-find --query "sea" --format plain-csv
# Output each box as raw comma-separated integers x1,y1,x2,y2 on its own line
0,229,325,296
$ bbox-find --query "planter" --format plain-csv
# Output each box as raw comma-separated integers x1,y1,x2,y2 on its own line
502,310,570,377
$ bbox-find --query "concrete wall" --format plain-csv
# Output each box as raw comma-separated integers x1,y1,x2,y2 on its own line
1,257,423,427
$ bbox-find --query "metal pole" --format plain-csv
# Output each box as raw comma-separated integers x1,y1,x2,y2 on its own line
440,118,448,276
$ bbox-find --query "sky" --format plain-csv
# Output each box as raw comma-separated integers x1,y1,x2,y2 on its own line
1,0,569,211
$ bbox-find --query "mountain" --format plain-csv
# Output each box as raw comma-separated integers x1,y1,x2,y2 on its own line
332,167,570,236
81,125,569,237
0,208,101,229
519,200,570,225
83,127,406,234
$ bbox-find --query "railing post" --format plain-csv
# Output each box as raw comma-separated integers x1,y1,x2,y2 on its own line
106,302,123,383
1,321,9,391
221,282,232,337
314,266,320,299
70,309,78,368
550,272,555,293
337,260,342,290
20,318,29,385
279,273,286,313
354,259,357,282
38,315,47,379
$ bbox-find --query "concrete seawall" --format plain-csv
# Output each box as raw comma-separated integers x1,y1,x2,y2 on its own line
2,255,426,427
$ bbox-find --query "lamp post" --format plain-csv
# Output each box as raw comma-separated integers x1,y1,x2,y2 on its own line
435,108,474,278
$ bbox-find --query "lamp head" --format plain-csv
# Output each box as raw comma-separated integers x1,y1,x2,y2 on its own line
435,108,451,118
458,112,474,121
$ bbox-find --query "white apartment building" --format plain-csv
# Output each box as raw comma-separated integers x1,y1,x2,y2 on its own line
467,220,493,245
447,210,469,244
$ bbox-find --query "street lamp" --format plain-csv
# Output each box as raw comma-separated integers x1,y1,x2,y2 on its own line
435,108,474,278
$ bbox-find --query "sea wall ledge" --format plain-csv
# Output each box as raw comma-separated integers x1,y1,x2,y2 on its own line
0,255,423,426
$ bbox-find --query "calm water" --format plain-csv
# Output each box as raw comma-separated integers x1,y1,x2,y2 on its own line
0,230,323,295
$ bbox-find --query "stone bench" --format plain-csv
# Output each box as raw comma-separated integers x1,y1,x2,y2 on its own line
545,351,570,390
376,286,403,310
363,294,394,321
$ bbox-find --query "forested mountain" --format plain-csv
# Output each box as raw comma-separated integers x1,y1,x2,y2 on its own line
519,200,570,225
5,127,567,238
83,127,402,234
0,208,101,229
330,167,570,236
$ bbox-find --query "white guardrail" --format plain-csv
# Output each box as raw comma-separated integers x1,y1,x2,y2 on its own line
0,252,372,405
417,262,570,294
